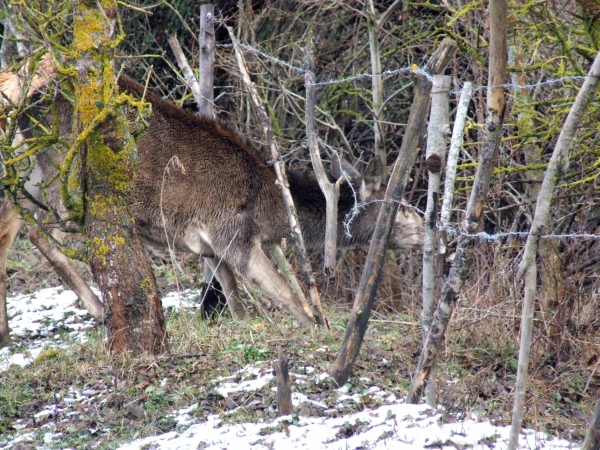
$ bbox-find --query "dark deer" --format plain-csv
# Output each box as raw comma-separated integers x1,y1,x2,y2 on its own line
0,58,424,344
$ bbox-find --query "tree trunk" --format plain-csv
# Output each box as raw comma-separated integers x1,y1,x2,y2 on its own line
407,0,507,403
73,0,167,355
582,394,600,450
422,75,451,407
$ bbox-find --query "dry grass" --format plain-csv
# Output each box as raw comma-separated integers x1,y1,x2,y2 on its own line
2,234,598,448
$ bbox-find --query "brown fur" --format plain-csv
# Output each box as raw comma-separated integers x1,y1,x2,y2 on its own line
117,74,422,270
0,61,424,339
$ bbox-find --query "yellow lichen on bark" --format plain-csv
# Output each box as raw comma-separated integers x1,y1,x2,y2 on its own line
69,0,135,262
70,0,168,355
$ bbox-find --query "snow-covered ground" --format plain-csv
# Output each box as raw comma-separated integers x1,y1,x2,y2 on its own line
0,287,580,449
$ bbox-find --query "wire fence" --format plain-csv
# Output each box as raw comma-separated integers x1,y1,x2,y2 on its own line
215,41,587,93
211,39,599,243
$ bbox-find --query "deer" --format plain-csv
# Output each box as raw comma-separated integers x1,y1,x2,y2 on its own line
0,55,424,345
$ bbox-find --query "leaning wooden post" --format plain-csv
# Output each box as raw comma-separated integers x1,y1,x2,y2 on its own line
508,48,600,450
226,26,320,326
330,38,457,387
407,0,507,403
421,74,451,407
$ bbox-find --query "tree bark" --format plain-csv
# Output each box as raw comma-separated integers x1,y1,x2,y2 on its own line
73,0,167,355
276,347,293,416
508,48,600,450
330,38,457,387
407,0,507,403
582,394,600,450
422,75,451,407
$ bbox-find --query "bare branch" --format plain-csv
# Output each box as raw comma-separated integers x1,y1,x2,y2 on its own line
226,25,320,326
167,34,202,108
305,41,339,284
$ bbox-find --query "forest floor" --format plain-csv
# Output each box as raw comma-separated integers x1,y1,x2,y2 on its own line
0,233,593,449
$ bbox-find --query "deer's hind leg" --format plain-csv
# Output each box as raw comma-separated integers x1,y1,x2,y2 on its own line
205,257,245,320
0,201,23,347
233,240,315,326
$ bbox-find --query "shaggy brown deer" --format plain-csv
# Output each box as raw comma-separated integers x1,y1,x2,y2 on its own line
0,58,424,344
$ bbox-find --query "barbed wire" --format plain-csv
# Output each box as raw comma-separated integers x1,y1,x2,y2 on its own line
341,198,599,241
266,143,308,164
216,40,599,243
217,42,431,85
217,40,589,94
455,76,589,96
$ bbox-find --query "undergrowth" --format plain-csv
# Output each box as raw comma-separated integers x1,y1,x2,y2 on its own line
1,238,597,448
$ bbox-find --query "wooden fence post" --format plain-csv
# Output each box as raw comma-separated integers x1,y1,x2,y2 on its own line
407,0,507,404
329,38,457,387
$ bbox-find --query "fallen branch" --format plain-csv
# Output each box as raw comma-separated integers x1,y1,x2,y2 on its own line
29,227,104,323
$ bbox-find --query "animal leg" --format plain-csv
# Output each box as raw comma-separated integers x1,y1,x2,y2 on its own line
240,242,315,326
205,256,245,320
0,201,23,347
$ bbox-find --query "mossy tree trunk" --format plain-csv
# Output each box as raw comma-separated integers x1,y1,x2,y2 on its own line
72,0,167,355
